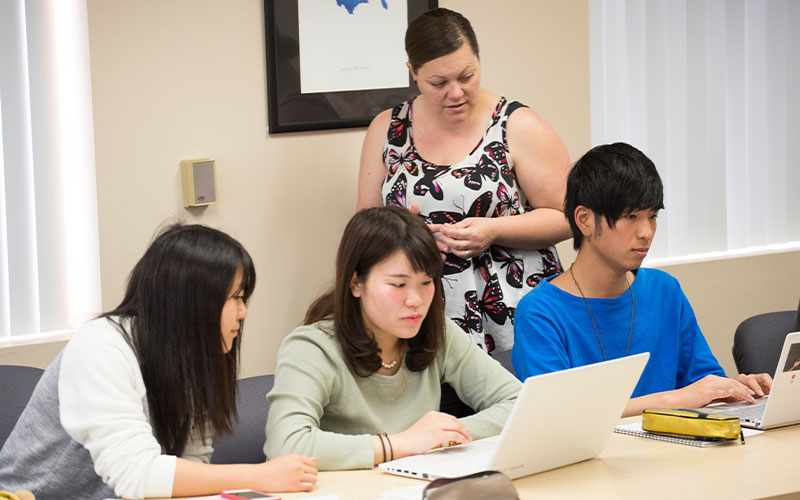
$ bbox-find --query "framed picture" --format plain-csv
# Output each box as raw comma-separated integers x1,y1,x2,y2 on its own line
264,0,438,134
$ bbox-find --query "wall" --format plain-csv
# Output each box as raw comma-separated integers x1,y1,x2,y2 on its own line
81,0,588,377
6,0,796,379
654,250,800,376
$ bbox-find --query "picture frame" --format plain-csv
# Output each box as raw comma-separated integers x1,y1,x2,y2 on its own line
264,0,438,134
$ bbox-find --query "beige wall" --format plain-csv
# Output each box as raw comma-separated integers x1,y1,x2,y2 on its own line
5,0,797,380
654,251,800,376
84,0,588,377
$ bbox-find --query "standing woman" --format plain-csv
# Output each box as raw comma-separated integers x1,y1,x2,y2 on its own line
358,8,571,353
0,224,317,499
265,207,521,470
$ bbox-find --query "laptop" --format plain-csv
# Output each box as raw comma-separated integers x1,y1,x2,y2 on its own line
702,331,800,429
379,352,649,481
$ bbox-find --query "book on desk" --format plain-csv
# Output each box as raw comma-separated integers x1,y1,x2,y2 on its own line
614,422,763,447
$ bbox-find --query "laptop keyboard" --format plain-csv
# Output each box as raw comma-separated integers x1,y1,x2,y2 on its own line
703,396,768,422
382,437,498,479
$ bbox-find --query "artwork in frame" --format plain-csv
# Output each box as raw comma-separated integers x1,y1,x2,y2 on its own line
264,0,438,134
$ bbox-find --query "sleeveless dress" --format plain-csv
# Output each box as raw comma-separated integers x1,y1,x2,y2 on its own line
380,97,563,353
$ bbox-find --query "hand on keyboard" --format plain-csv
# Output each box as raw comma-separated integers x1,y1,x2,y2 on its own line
734,372,773,399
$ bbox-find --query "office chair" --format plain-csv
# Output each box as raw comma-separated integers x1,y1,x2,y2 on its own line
732,305,799,377
210,374,273,464
796,298,800,332
492,348,516,376
0,365,45,448
439,348,516,418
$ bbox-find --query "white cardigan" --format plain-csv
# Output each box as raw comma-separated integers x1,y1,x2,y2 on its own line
0,317,211,499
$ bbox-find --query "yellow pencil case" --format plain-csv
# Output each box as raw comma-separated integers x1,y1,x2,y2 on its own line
642,408,743,442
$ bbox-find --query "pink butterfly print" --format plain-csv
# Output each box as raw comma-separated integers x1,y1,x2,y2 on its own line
525,247,563,287
387,148,419,177
385,173,407,208
490,245,524,289
413,163,449,201
483,141,515,186
451,157,499,191
484,333,495,353
387,106,410,147
454,290,482,334
494,184,521,217
480,273,509,325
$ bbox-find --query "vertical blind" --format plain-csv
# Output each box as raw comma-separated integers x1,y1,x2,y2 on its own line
590,0,800,261
0,0,100,341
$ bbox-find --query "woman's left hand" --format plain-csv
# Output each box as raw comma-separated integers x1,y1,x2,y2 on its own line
433,218,496,259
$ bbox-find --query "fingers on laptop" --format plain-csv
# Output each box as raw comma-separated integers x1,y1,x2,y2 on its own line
432,412,472,450
735,372,773,397
399,411,472,455
720,376,759,403
687,375,754,406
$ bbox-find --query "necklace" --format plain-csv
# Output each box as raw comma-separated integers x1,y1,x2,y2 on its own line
569,265,634,360
381,343,404,370
381,359,399,370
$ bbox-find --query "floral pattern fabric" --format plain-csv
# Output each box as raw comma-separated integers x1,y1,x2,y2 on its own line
380,97,563,352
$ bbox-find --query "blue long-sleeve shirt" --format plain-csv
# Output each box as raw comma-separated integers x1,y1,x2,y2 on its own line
512,268,725,397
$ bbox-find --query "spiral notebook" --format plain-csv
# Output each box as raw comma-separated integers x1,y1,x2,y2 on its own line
614,422,762,447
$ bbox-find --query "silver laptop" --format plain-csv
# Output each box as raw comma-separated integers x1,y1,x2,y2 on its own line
702,331,800,429
379,352,649,480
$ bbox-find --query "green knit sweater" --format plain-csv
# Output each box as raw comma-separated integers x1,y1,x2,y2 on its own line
264,318,521,470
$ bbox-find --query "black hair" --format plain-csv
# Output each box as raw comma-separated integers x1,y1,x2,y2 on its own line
305,206,445,377
565,142,665,250
405,8,479,71
101,223,255,456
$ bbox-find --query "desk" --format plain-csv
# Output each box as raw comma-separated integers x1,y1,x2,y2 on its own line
163,420,800,500
278,420,800,500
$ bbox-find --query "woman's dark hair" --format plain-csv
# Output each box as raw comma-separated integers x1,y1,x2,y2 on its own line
101,223,255,456
305,206,445,377
565,142,665,250
405,8,479,71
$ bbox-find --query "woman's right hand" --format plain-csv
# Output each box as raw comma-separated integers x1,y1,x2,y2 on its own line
391,411,472,459
172,454,317,496
251,454,318,492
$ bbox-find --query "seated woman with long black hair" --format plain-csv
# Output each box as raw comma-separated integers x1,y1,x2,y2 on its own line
265,206,521,470
0,224,317,499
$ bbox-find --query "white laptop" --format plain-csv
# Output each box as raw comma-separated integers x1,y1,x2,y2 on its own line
379,352,649,481
702,331,800,429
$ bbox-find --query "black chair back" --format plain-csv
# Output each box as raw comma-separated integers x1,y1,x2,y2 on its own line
210,374,273,464
795,298,800,332
0,365,44,448
439,348,515,418
732,311,797,377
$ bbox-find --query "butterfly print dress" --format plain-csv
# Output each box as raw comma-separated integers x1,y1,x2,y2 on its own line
380,97,563,353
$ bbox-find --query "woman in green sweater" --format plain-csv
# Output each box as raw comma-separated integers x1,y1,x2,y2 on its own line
265,206,521,470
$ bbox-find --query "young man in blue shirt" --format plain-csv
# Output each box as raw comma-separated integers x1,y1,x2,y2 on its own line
512,142,772,416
